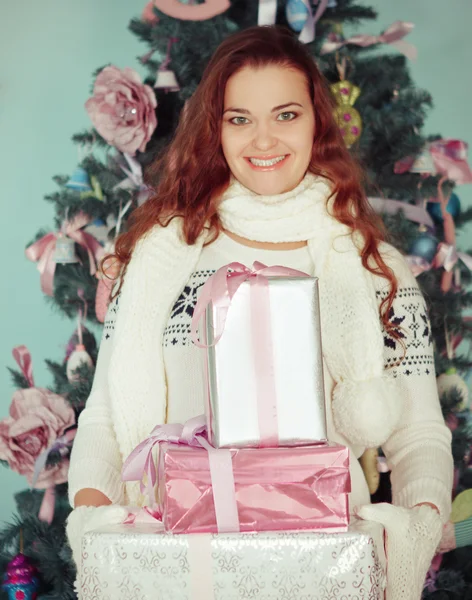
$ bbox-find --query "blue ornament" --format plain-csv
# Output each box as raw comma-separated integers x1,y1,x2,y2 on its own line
66,166,92,192
409,232,438,263
426,192,461,224
286,0,309,33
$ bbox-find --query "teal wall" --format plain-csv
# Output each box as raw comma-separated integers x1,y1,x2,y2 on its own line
1,1,471,521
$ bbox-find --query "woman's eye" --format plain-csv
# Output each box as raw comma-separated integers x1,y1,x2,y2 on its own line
230,116,250,125
277,111,297,121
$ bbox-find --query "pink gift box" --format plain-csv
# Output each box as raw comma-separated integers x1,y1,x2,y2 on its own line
158,442,351,535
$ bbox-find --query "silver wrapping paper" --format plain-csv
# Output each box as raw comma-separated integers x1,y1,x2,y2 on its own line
205,276,326,448
81,520,386,600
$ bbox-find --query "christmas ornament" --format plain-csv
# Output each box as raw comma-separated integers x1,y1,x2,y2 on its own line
65,166,92,192
427,192,461,224
359,447,380,495
437,367,469,411
2,553,39,600
408,232,438,263
154,69,180,92
281,0,328,44
85,66,157,156
330,80,362,147
80,175,105,202
154,38,180,93
53,233,79,264
66,344,93,382
434,177,472,293
451,489,472,523
286,0,309,32
395,139,472,185
67,290,94,383
0,348,75,491
26,212,104,296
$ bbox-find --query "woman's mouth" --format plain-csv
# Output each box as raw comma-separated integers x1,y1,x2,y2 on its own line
245,155,290,171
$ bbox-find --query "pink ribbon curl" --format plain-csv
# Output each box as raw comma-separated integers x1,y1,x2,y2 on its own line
122,415,240,532
12,346,35,387
25,212,104,296
321,20,417,60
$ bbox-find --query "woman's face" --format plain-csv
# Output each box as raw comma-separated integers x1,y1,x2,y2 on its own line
221,65,315,196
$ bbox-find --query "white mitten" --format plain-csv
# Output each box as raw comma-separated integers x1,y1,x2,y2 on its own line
356,503,443,600
65,505,129,595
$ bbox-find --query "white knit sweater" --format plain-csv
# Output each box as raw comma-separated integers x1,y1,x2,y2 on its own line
69,231,453,518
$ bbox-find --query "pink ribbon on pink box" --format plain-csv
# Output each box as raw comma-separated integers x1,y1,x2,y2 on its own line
190,261,310,448
121,415,240,533
25,211,104,296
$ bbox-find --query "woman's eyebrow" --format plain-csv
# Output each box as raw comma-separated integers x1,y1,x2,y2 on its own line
223,102,303,115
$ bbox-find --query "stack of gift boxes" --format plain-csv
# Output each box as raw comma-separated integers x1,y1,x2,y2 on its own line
80,263,386,599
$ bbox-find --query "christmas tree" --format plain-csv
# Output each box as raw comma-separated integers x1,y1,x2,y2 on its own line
1,1,471,598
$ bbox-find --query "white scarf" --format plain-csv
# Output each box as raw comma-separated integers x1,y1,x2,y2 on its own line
109,172,403,504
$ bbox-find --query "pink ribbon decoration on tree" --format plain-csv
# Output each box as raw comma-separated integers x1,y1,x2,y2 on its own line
407,176,472,286
259,0,329,44
25,212,104,296
321,20,417,60
367,196,434,228
395,139,472,185
190,261,310,446
122,415,240,532
12,346,35,387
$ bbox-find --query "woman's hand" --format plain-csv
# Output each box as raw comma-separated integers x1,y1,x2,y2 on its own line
74,488,112,508
356,503,443,600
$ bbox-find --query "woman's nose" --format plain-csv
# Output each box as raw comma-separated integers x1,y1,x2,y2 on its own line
252,123,278,152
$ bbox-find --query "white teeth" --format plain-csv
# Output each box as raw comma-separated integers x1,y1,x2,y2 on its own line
249,155,286,167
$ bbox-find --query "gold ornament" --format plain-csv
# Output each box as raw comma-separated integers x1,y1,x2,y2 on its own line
451,489,472,523
359,447,380,495
330,80,363,148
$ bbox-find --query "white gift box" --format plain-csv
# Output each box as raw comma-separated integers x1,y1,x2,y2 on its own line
80,519,386,599
204,275,327,448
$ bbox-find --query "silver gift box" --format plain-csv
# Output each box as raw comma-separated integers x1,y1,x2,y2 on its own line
204,276,326,448
80,520,386,600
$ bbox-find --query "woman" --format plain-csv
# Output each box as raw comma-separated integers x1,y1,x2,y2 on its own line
67,25,453,599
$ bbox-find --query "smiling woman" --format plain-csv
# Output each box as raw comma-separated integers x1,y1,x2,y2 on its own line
221,67,315,195
67,24,453,600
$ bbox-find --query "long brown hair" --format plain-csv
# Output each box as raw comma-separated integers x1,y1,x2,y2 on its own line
112,25,400,341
